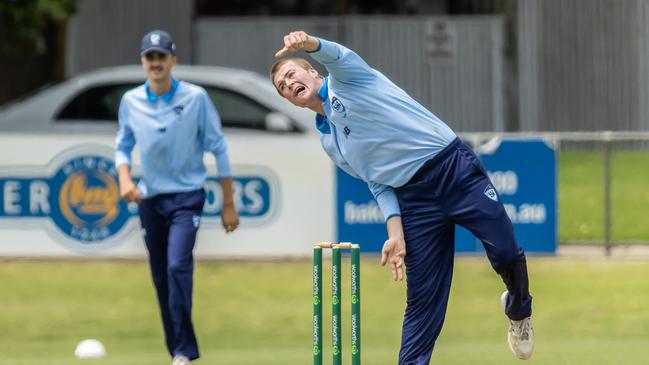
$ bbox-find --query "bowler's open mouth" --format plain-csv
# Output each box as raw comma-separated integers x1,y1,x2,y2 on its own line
294,85,306,97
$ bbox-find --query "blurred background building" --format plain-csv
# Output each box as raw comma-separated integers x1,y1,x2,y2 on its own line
2,0,649,132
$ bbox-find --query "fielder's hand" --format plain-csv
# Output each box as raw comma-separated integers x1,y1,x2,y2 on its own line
221,203,239,233
119,177,141,204
275,31,320,57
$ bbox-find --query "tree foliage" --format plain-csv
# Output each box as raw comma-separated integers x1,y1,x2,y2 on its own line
0,0,78,56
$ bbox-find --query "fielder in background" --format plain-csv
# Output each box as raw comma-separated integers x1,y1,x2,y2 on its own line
270,31,534,364
115,30,239,365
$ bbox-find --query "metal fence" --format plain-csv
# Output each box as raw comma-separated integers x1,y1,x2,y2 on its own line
65,0,193,77
518,0,649,132
195,16,505,132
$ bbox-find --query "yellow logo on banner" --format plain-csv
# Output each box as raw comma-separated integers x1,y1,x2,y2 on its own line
58,172,120,227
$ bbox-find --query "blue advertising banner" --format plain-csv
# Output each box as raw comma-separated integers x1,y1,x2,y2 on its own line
465,139,557,254
336,169,385,253
336,139,557,254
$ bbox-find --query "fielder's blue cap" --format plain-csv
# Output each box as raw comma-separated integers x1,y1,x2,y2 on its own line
140,30,176,55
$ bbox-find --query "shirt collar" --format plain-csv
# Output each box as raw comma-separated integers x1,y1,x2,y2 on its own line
317,76,328,101
145,78,178,103
315,113,331,134
314,76,330,134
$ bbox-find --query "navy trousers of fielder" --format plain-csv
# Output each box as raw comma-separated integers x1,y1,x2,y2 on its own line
395,138,533,365
138,189,206,361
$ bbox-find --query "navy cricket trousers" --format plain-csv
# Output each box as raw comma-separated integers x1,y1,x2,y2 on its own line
138,189,206,361
395,138,532,365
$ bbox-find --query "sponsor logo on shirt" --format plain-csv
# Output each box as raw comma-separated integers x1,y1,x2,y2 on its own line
484,184,498,201
331,96,346,114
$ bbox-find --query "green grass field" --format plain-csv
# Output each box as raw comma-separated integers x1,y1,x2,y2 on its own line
1,149,648,364
559,151,649,242
2,257,649,364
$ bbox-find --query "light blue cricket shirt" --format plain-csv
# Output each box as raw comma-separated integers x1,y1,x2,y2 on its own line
310,39,457,220
115,78,231,198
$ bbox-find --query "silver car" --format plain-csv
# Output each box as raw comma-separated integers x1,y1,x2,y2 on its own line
0,65,315,134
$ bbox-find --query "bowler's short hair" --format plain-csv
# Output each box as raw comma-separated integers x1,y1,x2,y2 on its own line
270,58,314,94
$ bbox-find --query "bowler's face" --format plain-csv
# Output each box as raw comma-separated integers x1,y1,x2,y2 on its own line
273,61,321,108
141,52,176,82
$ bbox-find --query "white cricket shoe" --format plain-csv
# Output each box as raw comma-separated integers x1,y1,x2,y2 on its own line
172,355,190,365
501,291,534,360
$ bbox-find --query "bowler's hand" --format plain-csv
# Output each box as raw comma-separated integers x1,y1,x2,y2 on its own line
381,236,406,281
221,203,239,233
119,178,141,204
275,31,320,57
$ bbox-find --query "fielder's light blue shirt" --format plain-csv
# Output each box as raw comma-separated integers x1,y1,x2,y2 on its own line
311,39,457,220
115,78,231,198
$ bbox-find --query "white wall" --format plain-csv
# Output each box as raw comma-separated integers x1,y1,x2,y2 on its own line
0,133,335,257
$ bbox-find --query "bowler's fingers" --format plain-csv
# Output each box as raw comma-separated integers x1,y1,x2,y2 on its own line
276,31,310,57
380,239,392,266
275,47,289,58
393,250,405,281
283,35,299,54
289,31,308,48
387,247,406,281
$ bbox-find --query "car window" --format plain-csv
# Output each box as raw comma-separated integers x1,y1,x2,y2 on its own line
54,81,300,132
56,83,137,121
203,86,297,132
